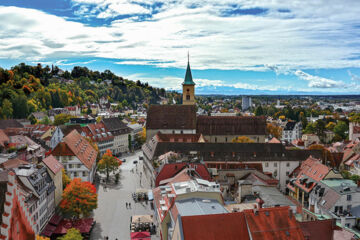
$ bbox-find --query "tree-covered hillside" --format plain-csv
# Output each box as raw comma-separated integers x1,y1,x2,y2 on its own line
0,63,168,119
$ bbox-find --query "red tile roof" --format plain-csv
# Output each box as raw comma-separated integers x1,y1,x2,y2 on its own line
158,168,192,186
181,212,250,240
155,163,211,187
299,219,338,240
42,155,63,174
243,206,304,240
51,130,97,170
292,156,330,193
82,122,114,143
0,158,28,169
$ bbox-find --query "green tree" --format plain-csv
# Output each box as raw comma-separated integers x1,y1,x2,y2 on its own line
57,228,83,240
333,121,348,140
12,94,28,118
40,116,51,125
314,119,326,139
54,113,72,126
1,99,13,119
303,122,316,134
254,105,264,116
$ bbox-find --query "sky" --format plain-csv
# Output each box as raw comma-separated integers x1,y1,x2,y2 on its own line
1,0,360,95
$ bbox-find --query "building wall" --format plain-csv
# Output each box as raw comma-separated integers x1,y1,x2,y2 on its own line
281,122,302,143
112,134,129,154
244,160,300,192
50,127,64,149
204,134,266,143
146,129,196,141
40,163,63,207
56,155,95,182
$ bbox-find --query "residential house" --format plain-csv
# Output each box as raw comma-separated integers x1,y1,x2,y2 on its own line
302,134,321,148
29,112,47,122
349,122,360,141
50,124,82,149
287,156,342,209
0,119,23,129
0,129,9,152
174,206,305,240
102,117,131,155
41,155,63,206
81,122,114,156
307,179,360,229
51,130,97,182
0,171,36,240
64,105,81,116
10,135,45,163
282,121,302,144
15,164,56,234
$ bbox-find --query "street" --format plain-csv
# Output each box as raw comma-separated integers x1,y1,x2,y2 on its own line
90,151,159,240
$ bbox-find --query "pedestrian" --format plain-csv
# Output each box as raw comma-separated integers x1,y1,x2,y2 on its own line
126,202,128,208
129,202,131,208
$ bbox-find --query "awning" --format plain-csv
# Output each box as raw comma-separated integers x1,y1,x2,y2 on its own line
41,224,56,237
54,218,94,234
131,231,151,239
131,215,153,224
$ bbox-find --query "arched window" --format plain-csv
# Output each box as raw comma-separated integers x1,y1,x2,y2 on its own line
186,95,190,100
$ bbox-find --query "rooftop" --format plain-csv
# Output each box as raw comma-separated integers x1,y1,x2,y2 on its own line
172,179,220,195
175,198,227,217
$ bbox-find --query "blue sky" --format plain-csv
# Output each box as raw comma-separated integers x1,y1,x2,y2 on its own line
1,0,360,94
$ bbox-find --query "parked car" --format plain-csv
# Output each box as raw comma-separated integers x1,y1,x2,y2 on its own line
122,159,126,162
133,160,138,164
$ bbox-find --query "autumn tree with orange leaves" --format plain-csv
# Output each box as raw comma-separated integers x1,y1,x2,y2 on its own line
97,149,121,180
60,178,97,219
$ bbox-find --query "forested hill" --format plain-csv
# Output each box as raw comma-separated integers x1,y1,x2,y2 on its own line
0,63,175,119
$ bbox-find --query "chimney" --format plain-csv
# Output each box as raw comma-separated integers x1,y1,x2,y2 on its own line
256,198,264,209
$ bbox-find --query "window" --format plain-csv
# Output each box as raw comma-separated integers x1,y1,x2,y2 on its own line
215,137,217,143
274,162,277,167
265,162,269,167
83,172,87,177
68,164,73,168
347,205,352,211
345,223,350,228
186,95,190,100
77,164,81,168
74,172,78,177
347,195,352,201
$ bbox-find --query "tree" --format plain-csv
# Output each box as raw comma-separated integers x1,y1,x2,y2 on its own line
60,178,97,219
232,136,254,143
97,149,121,180
266,123,282,139
303,122,316,134
1,99,13,119
54,113,72,126
314,119,326,139
254,106,264,116
333,121,348,140
325,122,336,131
57,228,83,240
40,115,51,125
62,169,71,189
36,236,50,240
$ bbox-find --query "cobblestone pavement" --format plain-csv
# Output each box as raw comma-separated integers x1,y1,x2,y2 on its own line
90,151,160,240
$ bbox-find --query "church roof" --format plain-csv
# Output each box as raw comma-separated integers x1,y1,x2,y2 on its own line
183,58,195,85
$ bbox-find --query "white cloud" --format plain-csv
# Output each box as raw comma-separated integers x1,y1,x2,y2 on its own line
348,70,360,82
1,1,360,92
294,70,345,88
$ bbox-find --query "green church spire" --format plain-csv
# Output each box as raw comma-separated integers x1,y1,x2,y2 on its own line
183,52,195,85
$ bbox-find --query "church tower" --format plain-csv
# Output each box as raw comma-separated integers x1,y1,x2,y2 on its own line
182,54,195,105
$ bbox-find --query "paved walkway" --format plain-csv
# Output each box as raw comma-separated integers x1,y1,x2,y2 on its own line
90,151,159,240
